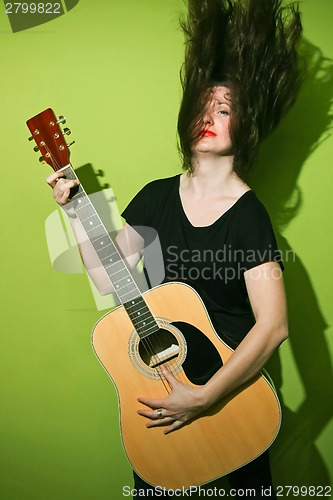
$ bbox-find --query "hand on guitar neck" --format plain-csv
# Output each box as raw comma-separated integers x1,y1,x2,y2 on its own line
47,170,80,208
46,171,144,296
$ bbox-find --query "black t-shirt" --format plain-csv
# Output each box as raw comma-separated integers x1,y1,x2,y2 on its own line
122,174,282,345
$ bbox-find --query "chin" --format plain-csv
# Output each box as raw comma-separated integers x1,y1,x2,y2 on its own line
195,147,232,156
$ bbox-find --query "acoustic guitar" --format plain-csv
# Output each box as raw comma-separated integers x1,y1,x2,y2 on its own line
27,108,281,490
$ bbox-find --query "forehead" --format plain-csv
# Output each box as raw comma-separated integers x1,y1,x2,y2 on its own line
211,86,231,104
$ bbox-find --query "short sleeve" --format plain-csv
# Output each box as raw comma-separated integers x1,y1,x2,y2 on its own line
235,195,283,272
121,176,179,232
121,182,153,229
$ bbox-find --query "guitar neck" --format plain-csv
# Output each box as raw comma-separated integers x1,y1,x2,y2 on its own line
60,164,159,338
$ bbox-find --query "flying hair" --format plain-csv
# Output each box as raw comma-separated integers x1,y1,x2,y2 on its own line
177,0,303,178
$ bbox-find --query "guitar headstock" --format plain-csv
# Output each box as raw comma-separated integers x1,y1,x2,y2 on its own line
26,108,74,171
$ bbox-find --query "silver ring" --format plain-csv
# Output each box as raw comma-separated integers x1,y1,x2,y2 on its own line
156,409,163,419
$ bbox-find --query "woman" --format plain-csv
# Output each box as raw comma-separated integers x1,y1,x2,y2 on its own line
47,0,303,497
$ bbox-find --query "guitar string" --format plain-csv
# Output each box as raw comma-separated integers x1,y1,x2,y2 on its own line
43,141,181,397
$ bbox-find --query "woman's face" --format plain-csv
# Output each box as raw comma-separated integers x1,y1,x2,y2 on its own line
194,86,233,156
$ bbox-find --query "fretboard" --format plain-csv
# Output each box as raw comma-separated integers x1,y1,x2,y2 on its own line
60,164,159,338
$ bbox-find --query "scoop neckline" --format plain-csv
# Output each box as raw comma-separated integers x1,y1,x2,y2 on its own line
176,175,252,229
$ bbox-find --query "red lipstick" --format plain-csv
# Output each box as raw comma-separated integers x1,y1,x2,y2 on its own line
201,130,216,137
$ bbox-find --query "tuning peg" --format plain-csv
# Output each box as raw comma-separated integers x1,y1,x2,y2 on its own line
28,136,34,141
57,115,66,125
39,156,46,164
62,128,71,136
67,141,75,147
96,169,104,177
33,145,39,152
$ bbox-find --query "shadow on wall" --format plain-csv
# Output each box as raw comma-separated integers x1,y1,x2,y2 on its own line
249,39,333,487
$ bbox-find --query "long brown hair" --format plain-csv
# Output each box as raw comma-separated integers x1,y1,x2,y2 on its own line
177,0,303,178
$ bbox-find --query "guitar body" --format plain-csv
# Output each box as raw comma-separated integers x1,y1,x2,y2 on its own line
92,281,281,490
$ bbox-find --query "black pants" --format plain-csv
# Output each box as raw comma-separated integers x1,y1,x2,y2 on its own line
132,451,276,499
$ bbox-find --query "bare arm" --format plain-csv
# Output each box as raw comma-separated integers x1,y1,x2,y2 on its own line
46,171,144,295
200,261,288,405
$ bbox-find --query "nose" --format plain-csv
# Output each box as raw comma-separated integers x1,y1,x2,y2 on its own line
203,109,214,126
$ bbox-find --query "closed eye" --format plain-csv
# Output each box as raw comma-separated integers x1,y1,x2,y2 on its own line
214,101,230,116
215,109,229,116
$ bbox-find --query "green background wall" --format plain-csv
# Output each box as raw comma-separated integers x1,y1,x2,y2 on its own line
1,0,332,498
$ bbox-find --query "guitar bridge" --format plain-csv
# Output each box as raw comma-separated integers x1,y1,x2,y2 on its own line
149,344,180,368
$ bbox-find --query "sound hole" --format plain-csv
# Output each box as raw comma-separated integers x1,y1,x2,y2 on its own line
139,329,180,369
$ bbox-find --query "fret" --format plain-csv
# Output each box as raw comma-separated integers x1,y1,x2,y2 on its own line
81,215,103,228
115,283,138,298
71,188,86,200
60,165,77,180
135,321,160,339
75,196,91,208
138,324,160,338
76,203,96,218
80,212,100,224
85,224,105,240
124,297,159,339
127,307,152,320
124,297,149,315
127,304,152,319
131,317,157,333
105,268,128,285
126,300,144,312
93,241,113,257
104,259,125,274
130,311,153,325
90,233,110,245
112,275,135,287
68,185,86,203
120,289,141,303
101,251,121,265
